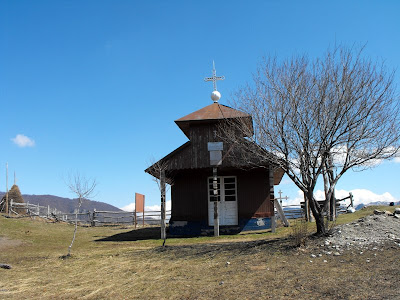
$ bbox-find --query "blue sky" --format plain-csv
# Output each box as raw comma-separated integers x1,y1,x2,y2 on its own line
1,1,399,210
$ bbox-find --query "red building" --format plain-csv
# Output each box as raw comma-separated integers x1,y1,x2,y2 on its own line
146,102,284,236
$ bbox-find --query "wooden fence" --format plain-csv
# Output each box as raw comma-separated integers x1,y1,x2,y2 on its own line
276,192,354,221
277,204,304,219
7,200,171,227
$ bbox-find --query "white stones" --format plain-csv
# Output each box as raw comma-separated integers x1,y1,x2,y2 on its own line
321,213,400,253
333,252,341,256
310,254,316,258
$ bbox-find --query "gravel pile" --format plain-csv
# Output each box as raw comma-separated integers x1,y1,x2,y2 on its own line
321,210,400,254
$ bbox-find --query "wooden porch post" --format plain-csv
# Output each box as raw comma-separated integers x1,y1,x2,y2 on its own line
269,167,276,232
213,167,219,237
160,170,166,241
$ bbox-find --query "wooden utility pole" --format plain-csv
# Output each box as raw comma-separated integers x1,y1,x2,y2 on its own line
160,170,166,241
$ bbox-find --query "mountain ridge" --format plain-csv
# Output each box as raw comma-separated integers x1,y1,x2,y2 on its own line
0,192,121,213
355,200,400,210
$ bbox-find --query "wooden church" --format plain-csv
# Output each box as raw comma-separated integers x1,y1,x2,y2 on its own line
146,66,284,236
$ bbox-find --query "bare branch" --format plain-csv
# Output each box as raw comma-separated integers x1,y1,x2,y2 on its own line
220,44,400,235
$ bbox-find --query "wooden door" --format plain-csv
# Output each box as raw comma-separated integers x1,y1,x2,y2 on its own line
208,176,238,226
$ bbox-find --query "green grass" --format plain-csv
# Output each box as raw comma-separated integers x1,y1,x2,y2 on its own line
0,205,398,299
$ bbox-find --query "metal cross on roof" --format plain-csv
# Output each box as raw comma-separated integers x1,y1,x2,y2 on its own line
204,61,225,91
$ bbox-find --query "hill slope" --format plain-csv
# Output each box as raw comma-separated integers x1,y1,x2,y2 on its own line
0,192,121,213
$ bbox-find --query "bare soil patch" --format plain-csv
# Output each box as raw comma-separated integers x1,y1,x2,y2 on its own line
0,237,23,250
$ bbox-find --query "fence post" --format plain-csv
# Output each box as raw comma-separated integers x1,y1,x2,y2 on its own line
9,199,13,216
37,203,40,217
349,192,354,208
47,205,50,218
91,209,96,227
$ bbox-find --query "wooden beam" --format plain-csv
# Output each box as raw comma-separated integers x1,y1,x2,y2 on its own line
273,199,290,227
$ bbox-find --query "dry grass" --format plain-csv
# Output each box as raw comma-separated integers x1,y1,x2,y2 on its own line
0,206,399,299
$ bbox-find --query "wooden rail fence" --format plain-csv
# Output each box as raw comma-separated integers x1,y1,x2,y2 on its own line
6,200,171,227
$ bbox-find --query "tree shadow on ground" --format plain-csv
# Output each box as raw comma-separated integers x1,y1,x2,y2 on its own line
95,226,161,242
152,237,295,259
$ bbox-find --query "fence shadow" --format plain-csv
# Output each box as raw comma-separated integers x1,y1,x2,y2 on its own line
95,226,162,242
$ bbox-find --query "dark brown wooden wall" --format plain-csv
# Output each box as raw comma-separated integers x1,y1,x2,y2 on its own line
171,170,209,221
236,169,273,218
166,122,242,171
170,168,274,222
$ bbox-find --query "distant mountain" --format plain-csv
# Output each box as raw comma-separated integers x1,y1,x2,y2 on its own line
355,201,400,210
0,192,121,213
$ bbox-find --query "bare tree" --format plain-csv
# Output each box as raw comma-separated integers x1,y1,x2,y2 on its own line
65,172,97,256
146,158,172,246
221,45,400,235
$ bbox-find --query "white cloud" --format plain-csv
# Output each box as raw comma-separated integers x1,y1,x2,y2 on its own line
394,156,400,163
11,134,35,147
340,189,397,206
121,202,135,212
121,200,171,212
283,188,398,207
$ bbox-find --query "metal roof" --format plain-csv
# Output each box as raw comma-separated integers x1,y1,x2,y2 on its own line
175,103,250,122
175,103,252,138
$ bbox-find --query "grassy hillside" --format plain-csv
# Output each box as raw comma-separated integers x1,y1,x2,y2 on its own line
0,206,399,299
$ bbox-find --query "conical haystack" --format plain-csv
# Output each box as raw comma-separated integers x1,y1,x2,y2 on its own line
0,185,26,214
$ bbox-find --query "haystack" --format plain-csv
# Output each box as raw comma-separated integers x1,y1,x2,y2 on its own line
0,185,26,214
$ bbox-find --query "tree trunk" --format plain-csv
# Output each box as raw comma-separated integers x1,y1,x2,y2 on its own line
306,191,327,235
315,213,327,235
68,199,82,256
322,166,330,219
